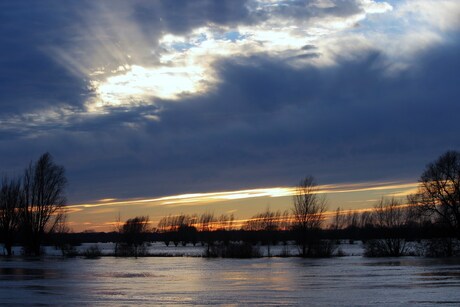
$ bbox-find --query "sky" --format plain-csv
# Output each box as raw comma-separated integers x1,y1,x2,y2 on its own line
1,0,459,231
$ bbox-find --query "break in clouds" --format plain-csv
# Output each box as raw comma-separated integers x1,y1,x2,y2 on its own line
0,0,459,202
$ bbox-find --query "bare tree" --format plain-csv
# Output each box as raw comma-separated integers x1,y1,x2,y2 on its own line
374,198,407,229
244,210,280,232
198,212,216,232
228,213,235,231
244,208,282,256
408,151,460,239
364,197,408,257
157,214,200,247
330,207,346,231
261,209,282,257
292,176,327,257
0,177,23,256
216,214,235,231
118,216,151,257
198,212,216,253
280,210,291,231
22,153,67,256
345,211,359,229
359,211,374,229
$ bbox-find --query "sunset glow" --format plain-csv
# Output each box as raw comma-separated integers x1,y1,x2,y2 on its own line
2,1,460,304
66,181,418,231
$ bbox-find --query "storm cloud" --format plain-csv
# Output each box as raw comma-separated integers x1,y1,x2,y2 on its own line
0,0,459,203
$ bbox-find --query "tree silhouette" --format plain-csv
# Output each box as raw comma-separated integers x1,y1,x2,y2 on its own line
292,176,327,257
364,197,408,257
22,153,67,256
244,208,282,256
118,216,151,257
0,177,23,256
409,151,460,239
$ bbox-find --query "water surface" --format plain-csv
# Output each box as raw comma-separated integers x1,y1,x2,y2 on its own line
1,255,460,305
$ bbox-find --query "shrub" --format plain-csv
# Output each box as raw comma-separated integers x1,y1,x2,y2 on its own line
61,244,78,257
83,245,102,259
336,247,347,257
301,240,337,258
423,238,459,257
204,242,262,258
364,238,407,257
279,245,291,257
115,243,148,257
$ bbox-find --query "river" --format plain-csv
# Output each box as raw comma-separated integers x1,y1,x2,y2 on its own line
1,253,460,305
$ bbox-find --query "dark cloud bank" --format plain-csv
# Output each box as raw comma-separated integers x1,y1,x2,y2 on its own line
0,1,459,202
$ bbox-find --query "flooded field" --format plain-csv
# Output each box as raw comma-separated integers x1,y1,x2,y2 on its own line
1,251,460,305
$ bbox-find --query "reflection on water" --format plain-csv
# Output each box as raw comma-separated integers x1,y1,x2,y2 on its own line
97,272,161,278
0,267,61,280
419,271,460,278
1,256,460,305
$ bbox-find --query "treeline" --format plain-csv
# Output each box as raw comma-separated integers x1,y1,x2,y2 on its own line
2,151,460,258
70,150,460,258
58,198,457,258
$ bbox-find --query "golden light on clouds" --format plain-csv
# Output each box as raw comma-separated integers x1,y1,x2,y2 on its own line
67,181,418,231
7,0,455,130
78,0,395,115
69,181,417,211
87,64,209,112
68,187,298,211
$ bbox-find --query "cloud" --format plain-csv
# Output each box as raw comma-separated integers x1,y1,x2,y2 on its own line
65,180,417,230
1,0,460,204
2,0,392,117
0,1,89,112
395,0,460,32
68,180,416,209
3,0,458,126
